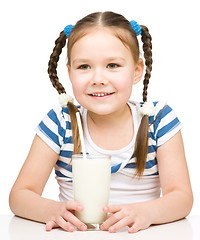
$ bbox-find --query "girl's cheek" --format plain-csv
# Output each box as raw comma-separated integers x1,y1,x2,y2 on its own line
71,79,88,98
71,72,90,83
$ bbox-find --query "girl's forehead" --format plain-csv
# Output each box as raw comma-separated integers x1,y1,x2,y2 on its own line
72,27,130,50
74,27,113,40
71,29,130,56
72,25,130,43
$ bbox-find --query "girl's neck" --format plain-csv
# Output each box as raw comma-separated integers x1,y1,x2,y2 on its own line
86,103,134,151
87,103,131,129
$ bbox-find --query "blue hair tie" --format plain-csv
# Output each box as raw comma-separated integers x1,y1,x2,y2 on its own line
130,20,142,36
64,24,74,37
64,21,141,37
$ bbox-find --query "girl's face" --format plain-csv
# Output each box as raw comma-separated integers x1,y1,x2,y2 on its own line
68,28,143,116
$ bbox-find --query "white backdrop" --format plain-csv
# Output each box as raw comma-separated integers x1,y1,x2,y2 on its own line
1,0,199,215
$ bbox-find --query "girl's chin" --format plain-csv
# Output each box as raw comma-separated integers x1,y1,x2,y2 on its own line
87,105,124,117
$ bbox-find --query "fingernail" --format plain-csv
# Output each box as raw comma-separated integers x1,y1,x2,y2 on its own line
46,223,52,232
109,227,115,233
128,228,134,233
103,206,108,212
77,205,83,211
46,226,51,231
80,224,87,231
69,226,74,232
100,224,105,230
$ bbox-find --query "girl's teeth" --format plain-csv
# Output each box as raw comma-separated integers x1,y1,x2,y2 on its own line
92,93,110,97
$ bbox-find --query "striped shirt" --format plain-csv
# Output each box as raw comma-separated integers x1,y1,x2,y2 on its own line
35,101,182,204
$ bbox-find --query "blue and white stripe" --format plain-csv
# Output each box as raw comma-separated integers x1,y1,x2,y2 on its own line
35,101,182,182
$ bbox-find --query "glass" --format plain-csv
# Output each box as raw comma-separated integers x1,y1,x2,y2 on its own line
72,154,111,230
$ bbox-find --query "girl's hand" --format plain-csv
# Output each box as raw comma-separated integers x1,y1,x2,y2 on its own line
45,200,87,232
100,202,152,233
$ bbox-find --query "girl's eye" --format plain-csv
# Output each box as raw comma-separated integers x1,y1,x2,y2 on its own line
78,64,90,70
107,63,119,69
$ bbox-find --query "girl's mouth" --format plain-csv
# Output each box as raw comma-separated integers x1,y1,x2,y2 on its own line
89,92,114,97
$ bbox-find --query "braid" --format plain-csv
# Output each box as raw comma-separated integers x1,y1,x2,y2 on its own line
140,25,153,102
133,25,153,177
48,31,67,94
48,30,82,157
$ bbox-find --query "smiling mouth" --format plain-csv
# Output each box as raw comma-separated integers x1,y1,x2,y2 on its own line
89,92,114,97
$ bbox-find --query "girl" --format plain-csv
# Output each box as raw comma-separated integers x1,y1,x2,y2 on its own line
9,11,193,233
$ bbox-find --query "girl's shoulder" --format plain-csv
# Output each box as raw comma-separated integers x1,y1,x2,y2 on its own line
35,104,81,154
45,104,83,125
129,100,176,120
129,100,182,147
150,101,179,126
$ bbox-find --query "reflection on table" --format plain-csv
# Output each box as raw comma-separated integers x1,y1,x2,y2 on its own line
6,216,197,240
1,215,199,240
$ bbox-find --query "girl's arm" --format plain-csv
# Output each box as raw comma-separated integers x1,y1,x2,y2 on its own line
9,135,87,232
100,131,193,233
147,130,193,223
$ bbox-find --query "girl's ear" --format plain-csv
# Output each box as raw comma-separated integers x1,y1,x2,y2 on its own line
133,58,144,85
67,64,72,82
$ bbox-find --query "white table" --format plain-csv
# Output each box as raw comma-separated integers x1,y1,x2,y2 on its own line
1,215,200,240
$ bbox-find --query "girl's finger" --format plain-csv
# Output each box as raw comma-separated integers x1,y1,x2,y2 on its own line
108,216,131,233
46,220,58,231
103,204,121,213
107,213,113,219
63,211,87,231
66,200,84,212
128,222,140,233
101,211,123,231
54,216,75,232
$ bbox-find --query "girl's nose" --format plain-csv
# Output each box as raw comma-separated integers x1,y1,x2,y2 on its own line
91,69,107,85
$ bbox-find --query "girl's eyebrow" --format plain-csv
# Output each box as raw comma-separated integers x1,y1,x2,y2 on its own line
72,56,125,65
72,58,90,65
106,57,126,62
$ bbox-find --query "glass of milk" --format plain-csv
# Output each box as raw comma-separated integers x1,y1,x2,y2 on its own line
72,154,111,230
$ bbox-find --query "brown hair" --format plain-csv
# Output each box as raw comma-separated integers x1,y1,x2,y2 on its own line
47,11,153,177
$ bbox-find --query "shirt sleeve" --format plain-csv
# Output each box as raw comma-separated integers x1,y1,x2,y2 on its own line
35,106,68,154
153,102,183,147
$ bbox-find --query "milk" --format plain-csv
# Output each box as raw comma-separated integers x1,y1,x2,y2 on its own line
72,154,111,224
